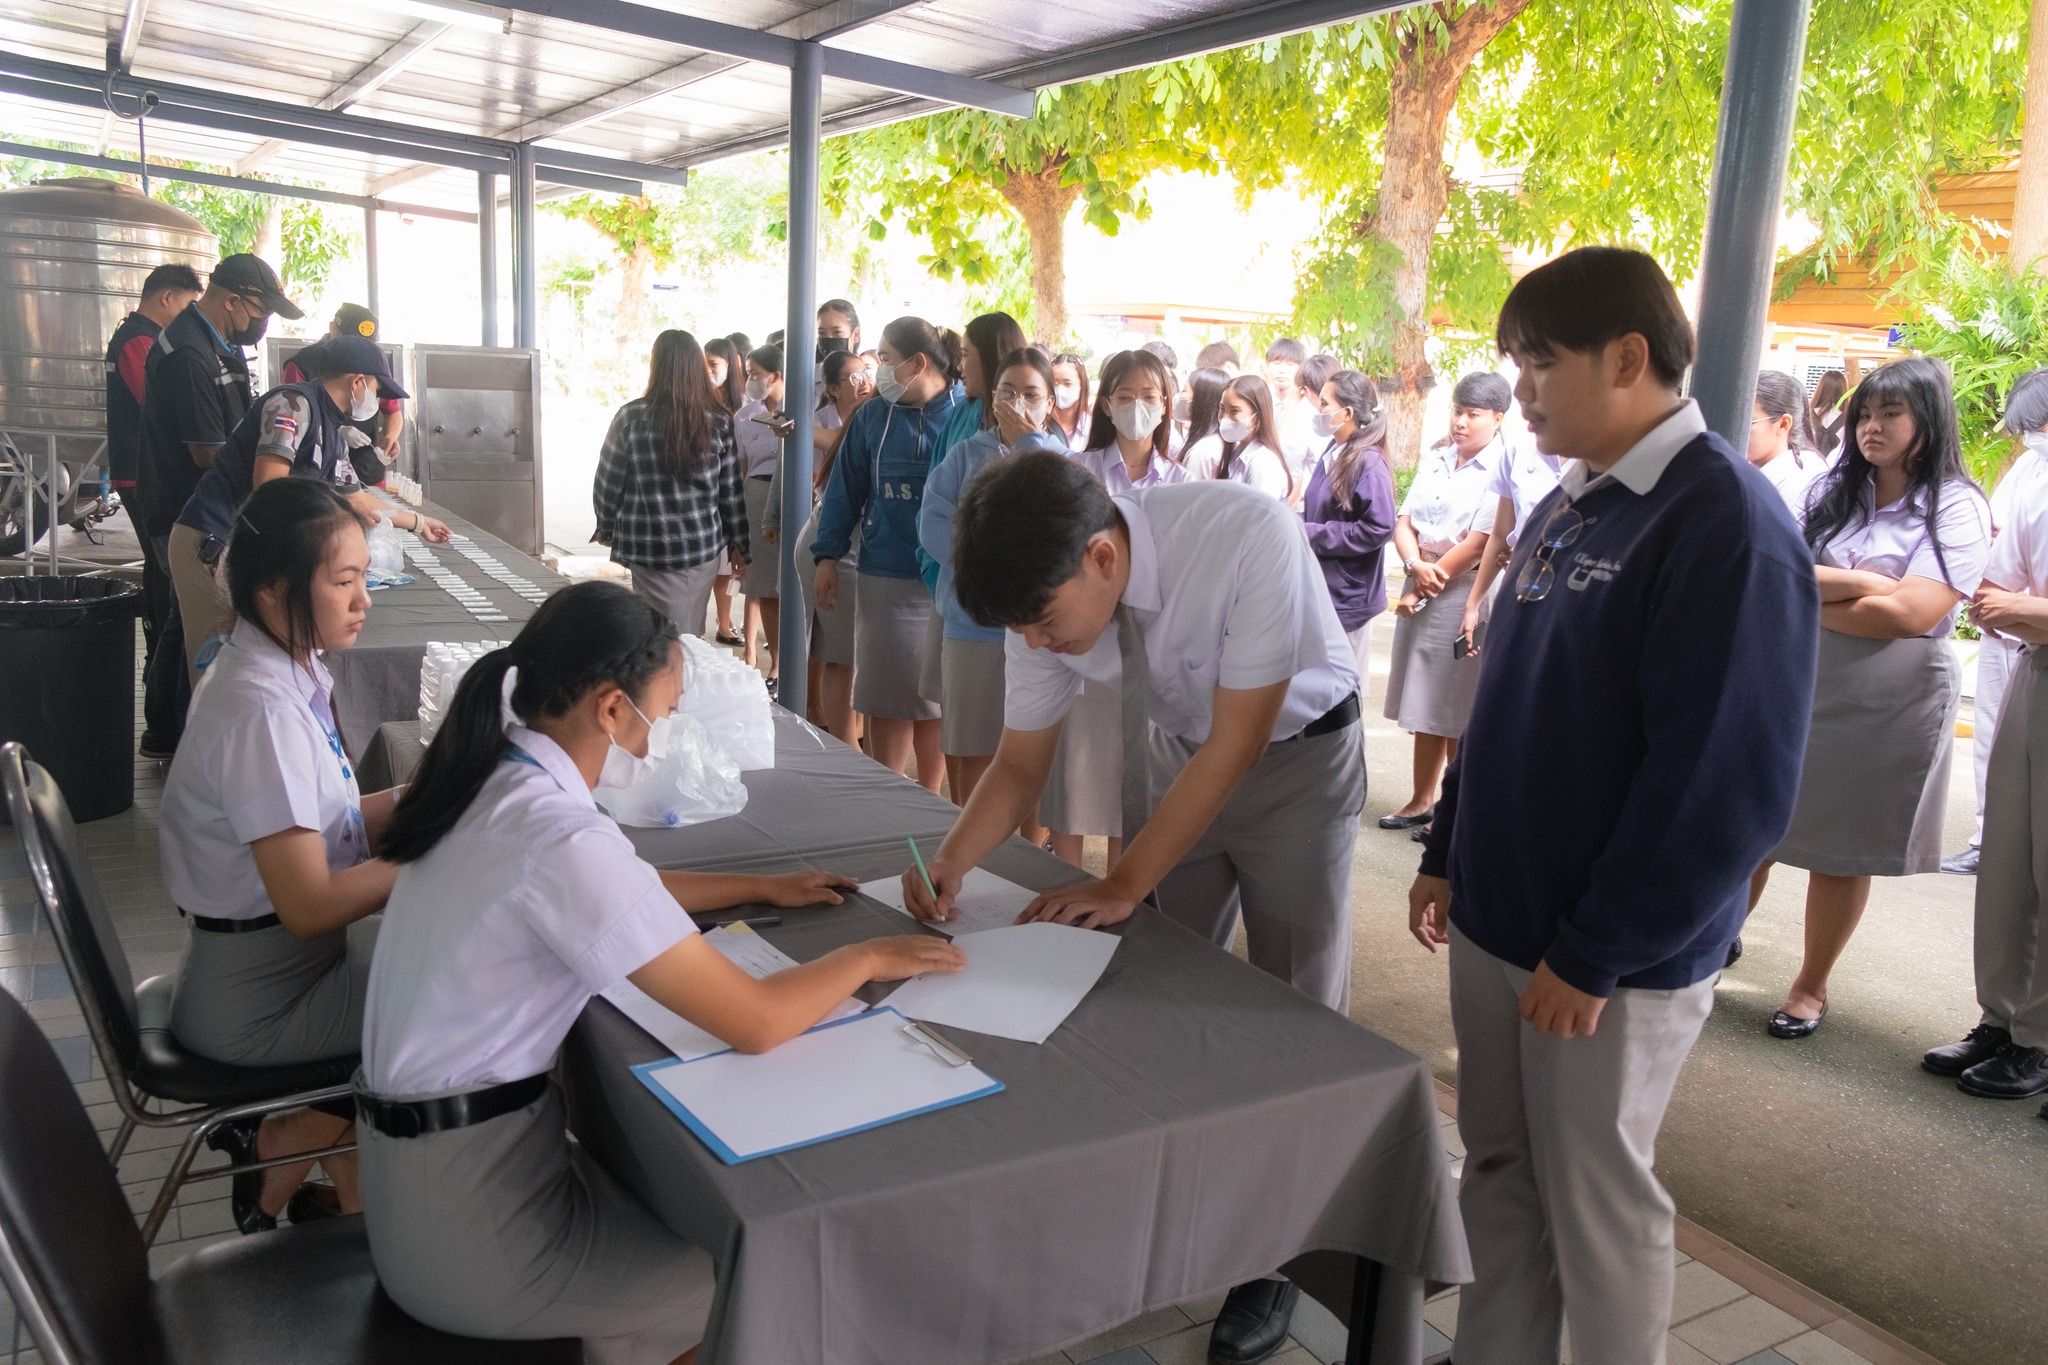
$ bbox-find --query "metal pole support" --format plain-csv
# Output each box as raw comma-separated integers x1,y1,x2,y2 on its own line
364,205,381,319
776,40,824,719
1689,0,1813,445
478,170,499,347
511,146,539,351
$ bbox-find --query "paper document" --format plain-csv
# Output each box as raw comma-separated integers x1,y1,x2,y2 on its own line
882,921,1118,1045
633,1007,1003,1163
599,923,862,1061
864,866,1040,936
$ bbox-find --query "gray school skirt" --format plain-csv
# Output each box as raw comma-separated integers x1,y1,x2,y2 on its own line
918,607,946,706
359,1081,715,1365
740,478,780,599
169,916,379,1067
797,505,858,666
1040,678,1122,837
854,572,941,721
1772,631,1961,877
940,636,1007,757
1382,569,1485,739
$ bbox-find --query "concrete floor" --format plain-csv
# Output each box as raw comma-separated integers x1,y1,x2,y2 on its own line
1342,649,2048,1365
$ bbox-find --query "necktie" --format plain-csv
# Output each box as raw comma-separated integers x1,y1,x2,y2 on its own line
1115,603,1151,843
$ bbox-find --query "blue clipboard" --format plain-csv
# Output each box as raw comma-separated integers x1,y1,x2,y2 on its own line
631,1006,1004,1164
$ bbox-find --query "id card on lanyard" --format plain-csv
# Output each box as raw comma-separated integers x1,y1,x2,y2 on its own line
310,695,369,867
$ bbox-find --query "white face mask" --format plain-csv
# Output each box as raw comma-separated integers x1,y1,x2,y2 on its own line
1218,416,1253,445
2025,432,2048,459
349,380,379,423
1311,411,1337,438
745,377,768,403
1110,398,1163,443
875,359,912,404
1053,382,1081,410
1009,396,1050,427
597,696,666,790
1173,393,1192,423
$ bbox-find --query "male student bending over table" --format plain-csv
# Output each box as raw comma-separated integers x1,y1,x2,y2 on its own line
902,455,1365,1365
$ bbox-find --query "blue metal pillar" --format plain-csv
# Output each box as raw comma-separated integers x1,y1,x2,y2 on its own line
776,40,823,717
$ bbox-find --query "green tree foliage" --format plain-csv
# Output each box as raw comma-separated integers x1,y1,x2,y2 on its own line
1893,249,2048,480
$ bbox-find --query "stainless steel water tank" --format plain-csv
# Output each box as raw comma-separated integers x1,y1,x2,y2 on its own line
0,177,217,459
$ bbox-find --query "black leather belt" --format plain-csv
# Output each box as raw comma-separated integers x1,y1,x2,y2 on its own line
1286,690,1361,744
748,474,773,481
183,910,282,933
356,1074,550,1140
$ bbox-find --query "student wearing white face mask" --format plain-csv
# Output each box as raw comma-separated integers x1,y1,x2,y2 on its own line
1050,352,1093,452
1075,349,1190,493
920,349,1071,807
1211,375,1293,504
732,343,791,691
1177,367,1230,480
169,336,449,682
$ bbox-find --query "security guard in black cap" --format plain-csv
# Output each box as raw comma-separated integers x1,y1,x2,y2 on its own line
136,253,302,750
284,303,404,485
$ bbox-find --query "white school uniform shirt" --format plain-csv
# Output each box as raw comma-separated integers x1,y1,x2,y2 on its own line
732,397,782,478
360,725,698,1098
1072,443,1190,493
1989,447,2048,533
1003,481,1358,745
1486,438,1564,547
1402,439,1503,555
161,623,366,921
1755,448,1828,519
1979,450,2048,601
1275,399,1319,482
1812,478,1993,639
1180,433,1223,481
1220,441,1291,502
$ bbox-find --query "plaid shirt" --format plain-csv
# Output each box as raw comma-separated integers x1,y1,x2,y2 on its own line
593,398,748,571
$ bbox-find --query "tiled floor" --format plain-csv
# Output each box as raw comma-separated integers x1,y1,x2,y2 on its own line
0,624,1946,1365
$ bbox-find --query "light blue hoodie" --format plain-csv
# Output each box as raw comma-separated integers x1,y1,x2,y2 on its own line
918,425,1067,642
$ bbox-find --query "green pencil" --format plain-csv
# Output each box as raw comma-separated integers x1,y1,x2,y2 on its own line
907,836,939,902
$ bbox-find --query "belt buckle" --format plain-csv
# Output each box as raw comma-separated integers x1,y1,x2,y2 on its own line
371,1098,422,1139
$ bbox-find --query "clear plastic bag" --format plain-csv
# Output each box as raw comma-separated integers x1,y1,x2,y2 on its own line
596,712,749,828
677,635,775,771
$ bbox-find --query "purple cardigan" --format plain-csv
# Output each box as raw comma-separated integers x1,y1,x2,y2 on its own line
1301,441,1396,630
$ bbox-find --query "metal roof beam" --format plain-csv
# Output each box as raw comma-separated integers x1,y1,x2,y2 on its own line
329,22,453,112
487,0,1036,117
0,138,479,222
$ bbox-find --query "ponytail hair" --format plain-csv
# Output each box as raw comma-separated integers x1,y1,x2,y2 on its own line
881,316,959,387
379,581,682,863
1324,369,1388,510
225,477,366,663
1754,370,1821,456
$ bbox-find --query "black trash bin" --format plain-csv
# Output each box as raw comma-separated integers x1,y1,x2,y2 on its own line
0,577,141,823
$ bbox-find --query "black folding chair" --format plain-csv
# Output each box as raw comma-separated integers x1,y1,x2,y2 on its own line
0,741,356,1245
0,980,580,1364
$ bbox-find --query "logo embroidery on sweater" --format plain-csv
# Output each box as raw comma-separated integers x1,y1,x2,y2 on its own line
1566,552,1622,591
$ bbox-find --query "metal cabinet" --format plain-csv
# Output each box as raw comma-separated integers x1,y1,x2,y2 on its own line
410,345,543,554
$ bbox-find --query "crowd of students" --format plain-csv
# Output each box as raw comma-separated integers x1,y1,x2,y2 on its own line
134,242,2048,1365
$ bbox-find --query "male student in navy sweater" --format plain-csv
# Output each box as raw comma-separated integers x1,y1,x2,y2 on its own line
1409,247,1818,1365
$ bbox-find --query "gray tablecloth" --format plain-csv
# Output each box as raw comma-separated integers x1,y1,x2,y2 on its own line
330,499,567,760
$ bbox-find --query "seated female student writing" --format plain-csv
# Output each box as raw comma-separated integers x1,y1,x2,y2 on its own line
161,478,401,1232
356,580,961,1365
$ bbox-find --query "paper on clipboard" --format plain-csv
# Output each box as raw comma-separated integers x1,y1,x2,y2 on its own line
882,921,1117,1045
599,922,863,1061
632,1007,1003,1163
864,866,1038,936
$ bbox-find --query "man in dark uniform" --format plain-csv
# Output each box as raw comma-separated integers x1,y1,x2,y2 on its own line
134,253,300,758
106,262,203,755
282,303,403,486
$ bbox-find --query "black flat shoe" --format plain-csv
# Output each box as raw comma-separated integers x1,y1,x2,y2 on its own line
286,1183,342,1224
1208,1279,1299,1365
1411,824,1432,843
1767,1000,1826,1039
1724,936,1743,968
1923,1023,2011,1077
206,1117,276,1234
1958,1043,2048,1099
714,630,744,647
1378,809,1433,831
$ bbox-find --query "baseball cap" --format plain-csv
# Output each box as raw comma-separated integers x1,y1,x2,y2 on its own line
333,302,378,339
209,253,304,320
302,334,408,400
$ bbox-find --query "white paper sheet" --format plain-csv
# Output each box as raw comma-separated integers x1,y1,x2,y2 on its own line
599,923,863,1061
864,866,1039,937
881,921,1118,1044
639,1007,1003,1162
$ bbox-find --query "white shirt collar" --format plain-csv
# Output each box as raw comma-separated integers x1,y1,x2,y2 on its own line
504,723,597,807
1115,493,1162,613
226,619,331,704
1559,400,1706,498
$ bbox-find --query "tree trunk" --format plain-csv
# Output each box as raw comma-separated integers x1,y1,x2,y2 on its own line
2010,0,2048,276
1372,0,1531,468
619,239,653,376
997,163,1083,344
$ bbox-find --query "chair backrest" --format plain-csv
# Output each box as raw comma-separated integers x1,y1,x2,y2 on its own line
0,985,160,1365
0,743,143,1077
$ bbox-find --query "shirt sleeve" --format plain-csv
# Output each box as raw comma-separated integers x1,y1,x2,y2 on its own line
527,822,699,992
1001,628,1085,731
214,699,337,845
253,391,312,467
117,334,152,403
919,441,966,584
1906,486,1992,595
811,406,870,561
166,353,230,449
1217,503,1327,691
1983,511,2032,593
592,406,629,540
716,417,749,562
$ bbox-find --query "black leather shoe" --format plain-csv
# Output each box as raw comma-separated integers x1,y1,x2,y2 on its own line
1767,1000,1826,1039
1958,1043,2048,1098
1378,809,1433,831
1923,1023,2011,1076
206,1117,276,1234
1208,1279,1298,1364
1724,936,1743,968
1940,847,1982,875
1411,824,1432,843
286,1182,341,1224
138,730,178,761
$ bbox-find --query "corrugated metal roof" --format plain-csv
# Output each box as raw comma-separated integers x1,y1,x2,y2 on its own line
0,0,1403,208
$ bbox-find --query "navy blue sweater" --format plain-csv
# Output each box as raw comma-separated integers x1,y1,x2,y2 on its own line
1418,432,1819,996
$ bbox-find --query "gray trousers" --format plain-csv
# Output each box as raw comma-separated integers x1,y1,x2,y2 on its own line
629,557,720,641
1148,721,1364,1012
1448,926,1714,1365
1973,637,2019,849
1976,646,2048,1049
